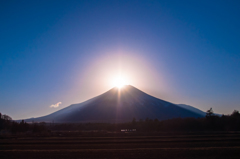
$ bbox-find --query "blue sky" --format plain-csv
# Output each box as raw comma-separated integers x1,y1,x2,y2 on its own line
0,0,240,119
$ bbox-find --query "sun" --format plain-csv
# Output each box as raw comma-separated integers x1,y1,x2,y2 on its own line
113,76,128,88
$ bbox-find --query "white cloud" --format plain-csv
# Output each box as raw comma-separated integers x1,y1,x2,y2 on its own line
50,102,62,108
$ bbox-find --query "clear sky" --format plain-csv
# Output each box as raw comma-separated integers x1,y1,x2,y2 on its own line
1,0,240,119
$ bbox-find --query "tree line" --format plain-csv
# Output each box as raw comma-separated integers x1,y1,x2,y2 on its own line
1,109,240,134
0,113,47,133
44,109,240,132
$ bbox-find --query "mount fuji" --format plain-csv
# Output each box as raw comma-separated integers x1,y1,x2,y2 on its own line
24,85,205,123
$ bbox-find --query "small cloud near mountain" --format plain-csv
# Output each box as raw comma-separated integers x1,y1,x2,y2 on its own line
50,102,62,108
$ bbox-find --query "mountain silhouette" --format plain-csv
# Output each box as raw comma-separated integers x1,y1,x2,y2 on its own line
25,85,204,123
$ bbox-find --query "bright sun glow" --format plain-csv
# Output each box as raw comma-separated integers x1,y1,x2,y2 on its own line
113,76,128,88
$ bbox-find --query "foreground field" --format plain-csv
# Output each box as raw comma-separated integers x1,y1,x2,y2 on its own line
1,132,240,159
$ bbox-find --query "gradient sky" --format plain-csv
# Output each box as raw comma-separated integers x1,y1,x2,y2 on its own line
1,0,240,119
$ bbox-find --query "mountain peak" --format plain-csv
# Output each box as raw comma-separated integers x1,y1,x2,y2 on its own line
111,84,135,90
24,85,205,123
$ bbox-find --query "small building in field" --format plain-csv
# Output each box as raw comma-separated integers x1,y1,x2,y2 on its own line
121,129,136,132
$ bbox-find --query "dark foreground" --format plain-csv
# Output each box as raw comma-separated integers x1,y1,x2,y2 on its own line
1,132,240,159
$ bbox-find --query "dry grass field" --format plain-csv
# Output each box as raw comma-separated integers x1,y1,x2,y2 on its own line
1,132,240,159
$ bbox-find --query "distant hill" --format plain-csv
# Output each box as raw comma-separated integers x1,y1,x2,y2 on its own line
177,104,221,117
24,85,205,123
177,104,207,117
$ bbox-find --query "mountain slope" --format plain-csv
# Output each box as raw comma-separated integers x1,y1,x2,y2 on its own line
25,85,205,123
177,104,207,116
177,104,221,117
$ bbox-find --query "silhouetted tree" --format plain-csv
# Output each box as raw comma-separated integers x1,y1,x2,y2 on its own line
206,108,214,117
231,110,240,117
2,114,12,121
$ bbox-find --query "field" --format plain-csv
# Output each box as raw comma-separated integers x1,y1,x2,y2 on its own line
1,132,240,159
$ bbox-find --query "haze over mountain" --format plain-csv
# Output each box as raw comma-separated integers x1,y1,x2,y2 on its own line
24,85,205,123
